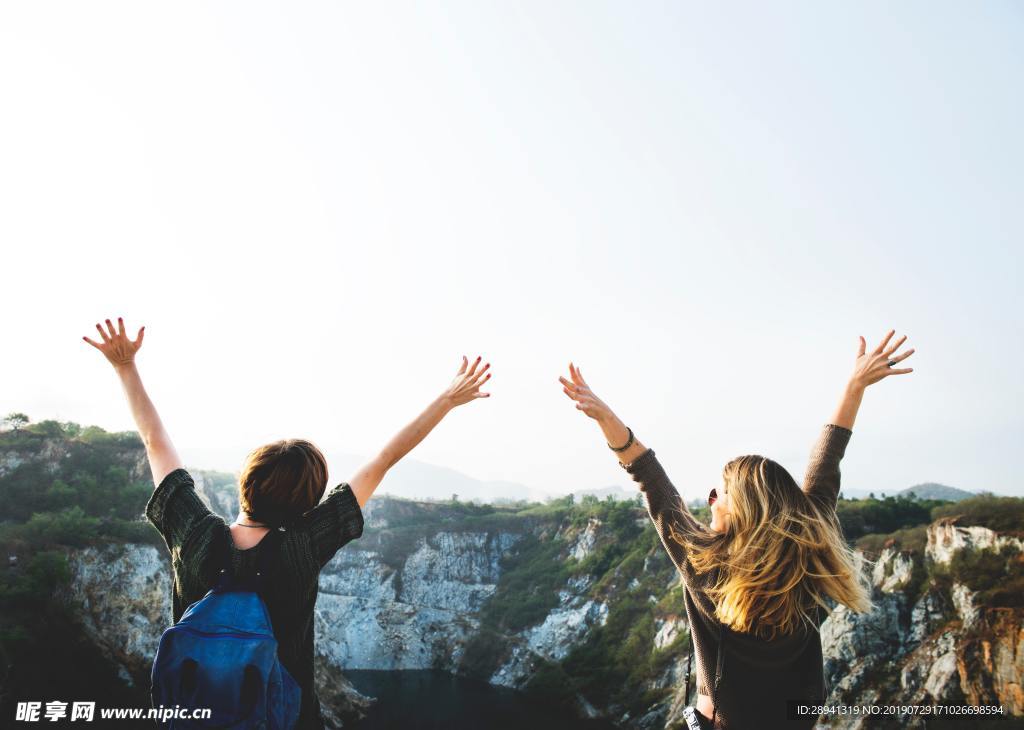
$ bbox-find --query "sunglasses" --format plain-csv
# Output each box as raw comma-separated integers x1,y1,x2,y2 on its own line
708,486,727,506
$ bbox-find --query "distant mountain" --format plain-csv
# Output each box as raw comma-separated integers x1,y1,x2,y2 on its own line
837,483,979,502
175,445,549,504
325,455,638,504
898,483,977,502
837,487,886,500
326,452,547,504
573,484,636,502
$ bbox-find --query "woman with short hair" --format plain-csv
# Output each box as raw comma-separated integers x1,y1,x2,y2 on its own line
84,316,493,729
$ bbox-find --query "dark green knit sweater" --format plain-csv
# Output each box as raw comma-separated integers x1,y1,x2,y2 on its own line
145,468,364,729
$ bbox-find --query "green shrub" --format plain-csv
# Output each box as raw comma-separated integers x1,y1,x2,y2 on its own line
459,628,512,678
480,535,568,632
22,506,101,547
932,494,1024,534
524,658,575,704
559,586,678,715
855,524,929,556
927,542,1024,610
836,495,947,541
0,550,71,607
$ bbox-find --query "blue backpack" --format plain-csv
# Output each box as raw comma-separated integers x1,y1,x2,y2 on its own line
150,528,301,729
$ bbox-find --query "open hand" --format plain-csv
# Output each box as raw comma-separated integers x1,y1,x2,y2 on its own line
82,317,145,370
851,329,915,388
559,363,613,422
442,356,492,408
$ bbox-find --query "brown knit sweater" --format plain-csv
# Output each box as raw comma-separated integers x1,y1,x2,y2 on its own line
622,423,853,730
145,469,365,729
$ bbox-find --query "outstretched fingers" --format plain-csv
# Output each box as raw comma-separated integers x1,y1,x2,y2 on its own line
462,357,489,388
450,355,492,403
559,375,580,400
569,362,588,387
473,370,492,394
83,316,145,369
885,345,915,376
559,363,607,420
889,347,915,364
873,329,895,355
883,334,907,358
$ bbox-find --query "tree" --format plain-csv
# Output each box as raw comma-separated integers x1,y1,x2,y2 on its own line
3,413,30,432
27,420,64,437
60,421,81,437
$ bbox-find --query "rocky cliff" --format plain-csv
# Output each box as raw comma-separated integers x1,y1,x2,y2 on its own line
811,518,1024,729
3,428,1021,729
55,480,1024,728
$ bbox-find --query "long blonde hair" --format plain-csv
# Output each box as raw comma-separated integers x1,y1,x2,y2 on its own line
671,455,873,640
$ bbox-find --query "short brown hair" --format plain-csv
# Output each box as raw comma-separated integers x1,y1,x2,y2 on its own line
238,439,329,527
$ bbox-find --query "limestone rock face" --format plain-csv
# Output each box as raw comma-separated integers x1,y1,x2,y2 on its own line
927,519,1024,565
60,543,170,684
55,497,1024,729
815,521,1024,729
315,530,521,672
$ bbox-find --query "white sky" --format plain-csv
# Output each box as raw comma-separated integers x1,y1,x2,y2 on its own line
2,2,1021,499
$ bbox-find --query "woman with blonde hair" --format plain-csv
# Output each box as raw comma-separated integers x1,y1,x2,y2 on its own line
558,330,915,729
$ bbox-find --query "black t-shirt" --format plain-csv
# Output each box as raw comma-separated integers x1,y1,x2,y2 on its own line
146,468,364,728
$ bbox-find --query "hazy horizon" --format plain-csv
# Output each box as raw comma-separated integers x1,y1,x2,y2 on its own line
3,2,1021,500
0,411,998,504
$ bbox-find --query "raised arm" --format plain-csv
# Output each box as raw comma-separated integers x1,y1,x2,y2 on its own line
804,329,915,509
558,363,707,583
83,317,183,488
348,355,492,507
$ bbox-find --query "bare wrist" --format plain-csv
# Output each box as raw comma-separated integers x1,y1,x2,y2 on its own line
845,378,866,396
114,361,138,376
599,414,629,443
596,412,613,427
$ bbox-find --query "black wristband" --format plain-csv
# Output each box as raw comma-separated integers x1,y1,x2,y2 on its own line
608,426,635,452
